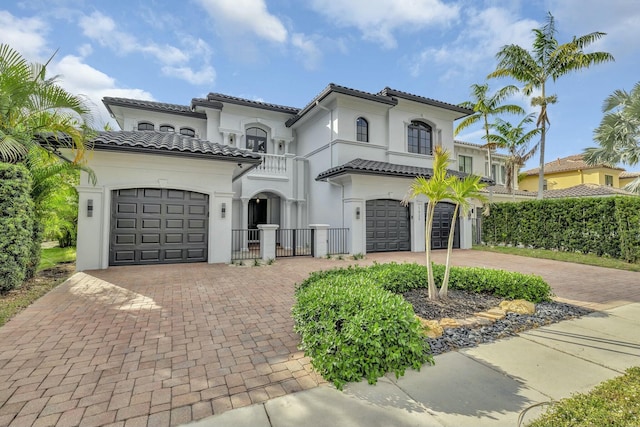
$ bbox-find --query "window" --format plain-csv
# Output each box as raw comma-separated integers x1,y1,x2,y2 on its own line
408,121,432,155
179,127,195,137
458,155,473,174
137,122,154,131
605,175,614,186
356,117,368,142
246,127,267,153
159,125,174,132
543,179,548,190
491,164,506,184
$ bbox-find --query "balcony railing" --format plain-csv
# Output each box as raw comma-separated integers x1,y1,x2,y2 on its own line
251,153,288,176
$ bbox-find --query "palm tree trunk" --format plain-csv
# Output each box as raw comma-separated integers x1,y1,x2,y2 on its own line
425,201,438,300
537,83,547,200
439,204,459,298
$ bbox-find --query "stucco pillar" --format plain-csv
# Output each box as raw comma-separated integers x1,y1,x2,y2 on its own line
211,192,234,264
343,198,364,255
412,201,426,252
460,215,473,249
257,224,278,261
75,185,105,271
309,224,330,258
241,197,250,251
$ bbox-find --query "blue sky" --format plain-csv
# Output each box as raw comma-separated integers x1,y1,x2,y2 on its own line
2,0,639,171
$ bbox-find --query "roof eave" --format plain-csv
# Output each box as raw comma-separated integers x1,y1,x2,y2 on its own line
91,143,263,164
102,98,207,119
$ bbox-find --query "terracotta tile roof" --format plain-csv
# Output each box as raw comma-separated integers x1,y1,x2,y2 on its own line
454,140,508,158
205,93,300,114
315,158,493,183
103,97,207,118
523,154,624,175
543,183,636,199
620,171,640,179
481,185,535,197
378,87,473,115
91,131,262,163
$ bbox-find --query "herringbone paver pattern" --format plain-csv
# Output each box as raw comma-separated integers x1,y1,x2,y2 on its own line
0,251,638,426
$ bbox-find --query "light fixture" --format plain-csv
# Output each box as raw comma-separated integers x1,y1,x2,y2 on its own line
221,202,226,218
256,198,260,204
87,199,93,217
355,207,360,219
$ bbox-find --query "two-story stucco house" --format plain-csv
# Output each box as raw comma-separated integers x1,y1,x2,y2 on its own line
75,84,501,271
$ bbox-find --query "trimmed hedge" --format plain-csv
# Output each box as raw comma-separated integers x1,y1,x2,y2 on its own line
293,274,432,390
298,262,552,303
482,197,640,263
0,164,35,292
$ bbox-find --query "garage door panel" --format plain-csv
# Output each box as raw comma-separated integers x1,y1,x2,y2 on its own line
366,199,410,253
428,203,460,250
110,188,209,266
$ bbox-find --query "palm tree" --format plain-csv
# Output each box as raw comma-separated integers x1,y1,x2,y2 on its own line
489,12,614,199
0,43,93,164
584,81,640,193
404,146,452,300
487,114,542,193
440,175,487,298
454,83,525,182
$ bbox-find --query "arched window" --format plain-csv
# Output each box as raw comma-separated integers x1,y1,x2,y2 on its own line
159,125,174,132
408,121,432,155
179,127,195,137
356,117,368,142
246,127,267,153
137,122,154,131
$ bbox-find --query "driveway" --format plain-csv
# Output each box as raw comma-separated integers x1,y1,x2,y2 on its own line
0,251,638,427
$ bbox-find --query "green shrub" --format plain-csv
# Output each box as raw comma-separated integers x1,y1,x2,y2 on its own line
0,164,35,292
293,274,432,390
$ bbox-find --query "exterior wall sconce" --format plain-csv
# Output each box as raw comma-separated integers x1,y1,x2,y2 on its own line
355,207,360,220
221,202,226,218
87,199,93,217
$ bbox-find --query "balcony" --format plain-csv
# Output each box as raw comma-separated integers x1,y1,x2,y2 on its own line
247,153,291,180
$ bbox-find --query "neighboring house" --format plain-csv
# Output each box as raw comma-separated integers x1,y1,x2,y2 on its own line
76,84,500,271
520,154,625,191
619,171,640,189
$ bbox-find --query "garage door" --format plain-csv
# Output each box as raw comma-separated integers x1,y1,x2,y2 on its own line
366,199,410,252
430,202,460,250
110,188,209,266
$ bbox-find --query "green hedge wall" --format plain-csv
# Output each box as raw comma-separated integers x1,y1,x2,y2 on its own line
482,197,640,262
0,164,35,292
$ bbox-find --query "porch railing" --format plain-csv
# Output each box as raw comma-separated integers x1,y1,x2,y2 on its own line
252,153,287,175
231,229,261,260
327,228,349,255
277,229,312,257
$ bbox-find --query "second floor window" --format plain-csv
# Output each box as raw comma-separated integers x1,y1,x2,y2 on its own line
408,121,432,155
356,117,368,142
180,127,196,137
246,127,267,153
159,125,174,132
137,122,154,131
459,155,473,174
605,175,613,186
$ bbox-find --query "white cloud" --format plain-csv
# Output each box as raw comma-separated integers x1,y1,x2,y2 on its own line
309,0,460,49
195,0,288,43
51,55,154,129
162,65,216,85
291,33,322,70
410,7,537,79
0,11,50,60
78,11,189,65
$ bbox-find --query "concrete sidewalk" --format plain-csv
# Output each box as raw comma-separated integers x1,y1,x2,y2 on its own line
183,302,640,427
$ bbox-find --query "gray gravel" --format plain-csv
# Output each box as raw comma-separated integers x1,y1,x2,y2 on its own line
426,301,592,355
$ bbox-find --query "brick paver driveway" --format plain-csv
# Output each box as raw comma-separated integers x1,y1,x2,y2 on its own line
0,251,638,426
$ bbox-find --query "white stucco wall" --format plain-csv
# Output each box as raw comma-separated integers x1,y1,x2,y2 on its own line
75,150,238,271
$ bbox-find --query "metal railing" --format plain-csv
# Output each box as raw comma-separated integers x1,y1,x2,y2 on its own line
231,229,261,260
327,228,349,255
277,229,312,257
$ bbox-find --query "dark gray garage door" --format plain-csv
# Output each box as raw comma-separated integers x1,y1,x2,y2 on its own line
430,202,460,250
366,199,410,252
110,188,209,266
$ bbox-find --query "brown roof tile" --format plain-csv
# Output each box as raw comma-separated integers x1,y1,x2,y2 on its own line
523,154,623,175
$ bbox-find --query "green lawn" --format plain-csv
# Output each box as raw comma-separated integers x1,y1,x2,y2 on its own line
38,246,76,271
1,246,76,327
527,366,640,427
473,245,640,272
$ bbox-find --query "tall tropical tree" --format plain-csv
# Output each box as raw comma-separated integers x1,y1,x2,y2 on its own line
454,83,525,181
404,146,452,300
489,12,614,199
584,81,640,193
0,43,93,164
487,114,542,193
440,175,486,298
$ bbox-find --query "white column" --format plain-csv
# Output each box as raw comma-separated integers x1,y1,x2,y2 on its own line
309,224,330,258
241,197,250,251
412,201,426,252
76,185,105,271
210,192,234,264
257,224,278,261
343,198,364,255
